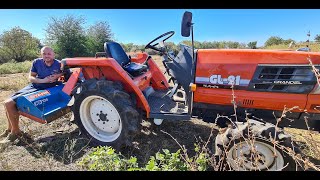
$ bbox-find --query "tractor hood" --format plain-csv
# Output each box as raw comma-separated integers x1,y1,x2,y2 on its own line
195,49,320,89
197,49,320,64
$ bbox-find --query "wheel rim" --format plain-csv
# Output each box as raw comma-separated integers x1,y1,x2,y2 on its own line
227,139,285,171
79,95,122,143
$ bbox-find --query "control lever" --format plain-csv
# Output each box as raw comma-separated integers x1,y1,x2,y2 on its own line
143,55,152,66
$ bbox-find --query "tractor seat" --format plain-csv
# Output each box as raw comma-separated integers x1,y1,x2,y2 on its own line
104,42,148,77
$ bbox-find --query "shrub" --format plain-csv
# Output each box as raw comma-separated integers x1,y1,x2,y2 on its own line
0,60,32,75
78,146,140,171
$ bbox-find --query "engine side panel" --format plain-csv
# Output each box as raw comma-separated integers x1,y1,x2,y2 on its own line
194,87,307,112
195,49,320,112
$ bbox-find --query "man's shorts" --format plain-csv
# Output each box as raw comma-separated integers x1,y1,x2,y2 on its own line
10,84,38,102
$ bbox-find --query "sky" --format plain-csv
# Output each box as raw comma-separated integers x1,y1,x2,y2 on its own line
0,9,319,47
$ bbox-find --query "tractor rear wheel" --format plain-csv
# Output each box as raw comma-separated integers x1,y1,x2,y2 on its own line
72,79,140,150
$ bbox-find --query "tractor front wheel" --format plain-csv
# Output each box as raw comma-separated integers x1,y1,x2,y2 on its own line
73,79,140,150
214,119,301,171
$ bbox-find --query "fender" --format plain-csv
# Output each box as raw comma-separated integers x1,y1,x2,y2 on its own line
63,57,151,117
62,68,81,95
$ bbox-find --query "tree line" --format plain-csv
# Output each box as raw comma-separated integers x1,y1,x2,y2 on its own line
0,15,113,63
0,15,319,63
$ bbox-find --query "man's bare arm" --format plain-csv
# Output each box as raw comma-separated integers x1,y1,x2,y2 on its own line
29,72,51,83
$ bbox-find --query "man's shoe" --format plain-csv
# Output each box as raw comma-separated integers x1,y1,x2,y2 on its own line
0,133,19,144
0,129,10,138
0,131,33,144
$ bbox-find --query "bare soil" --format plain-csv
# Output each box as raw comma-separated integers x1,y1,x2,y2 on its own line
0,87,218,170
0,72,219,170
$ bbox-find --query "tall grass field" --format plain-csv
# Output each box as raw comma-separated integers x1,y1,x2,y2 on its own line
0,60,32,75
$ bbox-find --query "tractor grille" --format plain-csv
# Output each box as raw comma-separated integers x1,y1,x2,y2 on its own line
248,65,317,94
243,99,254,106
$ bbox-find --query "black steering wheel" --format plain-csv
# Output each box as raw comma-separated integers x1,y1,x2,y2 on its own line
145,31,175,52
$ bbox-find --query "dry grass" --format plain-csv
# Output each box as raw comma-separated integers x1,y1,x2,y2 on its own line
0,61,32,75
0,73,29,91
285,128,320,161
0,71,218,170
0,115,86,170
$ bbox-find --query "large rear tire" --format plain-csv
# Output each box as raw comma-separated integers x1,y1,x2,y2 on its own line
72,78,140,150
214,119,301,171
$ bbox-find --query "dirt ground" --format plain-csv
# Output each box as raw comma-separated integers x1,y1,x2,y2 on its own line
0,92,218,171
0,73,219,170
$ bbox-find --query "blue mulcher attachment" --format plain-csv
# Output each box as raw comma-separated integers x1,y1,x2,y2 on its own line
16,84,71,124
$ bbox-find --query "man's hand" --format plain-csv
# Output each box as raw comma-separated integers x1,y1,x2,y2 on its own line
51,73,63,80
42,76,54,83
43,73,63,83
29,71,64,84
49,73,63,83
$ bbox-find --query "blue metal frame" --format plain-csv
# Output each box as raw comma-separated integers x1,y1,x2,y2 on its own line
16,84,71,123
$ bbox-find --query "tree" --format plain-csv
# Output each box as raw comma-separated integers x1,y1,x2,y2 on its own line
129,44,140,52
165,42,179,55
121,43,134,52
45,15,88,59
247,41,257,49
227,41,241,49
86,21,113,56
315,34,320,42
200,41,213,49
282,38,296,45
180,40,192,47
264,36,284,47
210,41,222,49
0,27,40,62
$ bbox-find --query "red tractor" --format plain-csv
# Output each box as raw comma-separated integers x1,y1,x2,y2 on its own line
16,11,320,170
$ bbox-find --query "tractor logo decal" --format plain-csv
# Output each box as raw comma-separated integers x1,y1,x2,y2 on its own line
195,75,250,86
34,98,49,106
27,90,50,101
273,80,302,85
